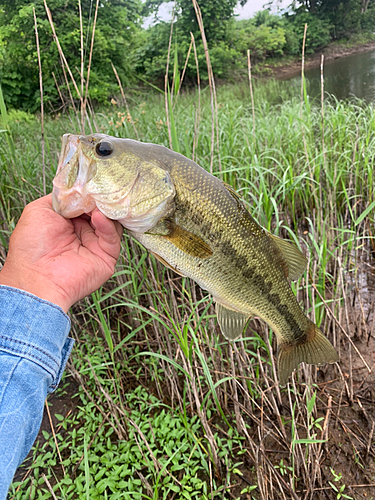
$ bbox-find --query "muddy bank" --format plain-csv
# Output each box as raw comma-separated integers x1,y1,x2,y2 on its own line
267,40,375,79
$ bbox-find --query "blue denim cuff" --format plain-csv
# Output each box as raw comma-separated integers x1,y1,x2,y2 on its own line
0,285,74,393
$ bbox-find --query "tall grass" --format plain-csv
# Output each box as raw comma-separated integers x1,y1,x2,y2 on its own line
2,78,375,499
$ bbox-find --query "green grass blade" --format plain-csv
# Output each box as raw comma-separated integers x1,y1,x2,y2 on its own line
130,351,190,379
168,83,179,152
0,84,16,158
355,198,375,226
84,434,90,500
173,43,180,97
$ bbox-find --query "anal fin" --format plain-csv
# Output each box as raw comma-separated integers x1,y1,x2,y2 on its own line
215,302,252,341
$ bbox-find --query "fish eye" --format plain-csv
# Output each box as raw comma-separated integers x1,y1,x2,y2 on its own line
95,141,113,157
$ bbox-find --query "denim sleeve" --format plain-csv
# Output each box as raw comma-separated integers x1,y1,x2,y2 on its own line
0,285,74,500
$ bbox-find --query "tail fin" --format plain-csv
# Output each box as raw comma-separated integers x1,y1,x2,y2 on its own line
278,326,338,386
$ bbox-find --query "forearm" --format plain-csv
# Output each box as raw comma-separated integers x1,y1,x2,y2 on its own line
0,286,73,499
0,261,72,313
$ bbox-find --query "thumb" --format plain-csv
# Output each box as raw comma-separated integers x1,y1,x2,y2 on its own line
90,209,123,258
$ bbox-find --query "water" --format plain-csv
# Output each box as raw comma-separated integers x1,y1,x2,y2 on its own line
287,49,375,102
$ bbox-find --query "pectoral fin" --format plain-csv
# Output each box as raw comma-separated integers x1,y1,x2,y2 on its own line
269,233,307,281
215,302,252,340
148,220,213,259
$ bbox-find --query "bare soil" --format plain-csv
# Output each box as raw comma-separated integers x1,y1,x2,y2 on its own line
12,377,79,485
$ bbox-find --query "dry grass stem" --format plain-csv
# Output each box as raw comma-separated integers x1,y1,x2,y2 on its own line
83,0,99,126
312,279,371,373
320,54,325,160
51,72,65,108
300,23,307,116
191,0,219,173
300,23,310,167
247,49,255,137
33,7,45,195
164,5,175,150
111,62,139,140
191,32,201,162
44,1,82,106
45,399,65,476
78,0,84,133
176,36,193,99
41,474,58,500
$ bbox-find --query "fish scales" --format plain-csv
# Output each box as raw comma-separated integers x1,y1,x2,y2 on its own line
52,133,338,385
134,152,309,343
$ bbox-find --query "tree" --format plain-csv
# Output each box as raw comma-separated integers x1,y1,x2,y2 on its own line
0,0,143,111
274,0,375,40
145,0,249,45
134,0,251,83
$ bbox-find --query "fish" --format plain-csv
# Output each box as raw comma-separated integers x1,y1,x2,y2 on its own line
52,133,338,385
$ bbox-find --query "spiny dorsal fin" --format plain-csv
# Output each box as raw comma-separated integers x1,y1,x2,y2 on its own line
215,302,252,340
277,324,338,386
269,233,307,281
222,181,242,203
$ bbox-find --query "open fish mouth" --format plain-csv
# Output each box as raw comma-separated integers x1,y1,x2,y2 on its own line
52,134,97,218
52,133,177,232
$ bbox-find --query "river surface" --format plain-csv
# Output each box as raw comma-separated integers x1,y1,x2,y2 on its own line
287,49,375,102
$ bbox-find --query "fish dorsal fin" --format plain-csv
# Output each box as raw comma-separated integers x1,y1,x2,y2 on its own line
215,302,252,341
222,181,242,203
269,233,307,281
148,220,213,259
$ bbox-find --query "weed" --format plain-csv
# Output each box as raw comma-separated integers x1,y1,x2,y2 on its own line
328,468,353,500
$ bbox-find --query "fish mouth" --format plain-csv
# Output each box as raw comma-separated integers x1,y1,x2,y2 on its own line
52,134,97,218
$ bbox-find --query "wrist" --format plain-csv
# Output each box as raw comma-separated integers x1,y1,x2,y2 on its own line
0,263,71,313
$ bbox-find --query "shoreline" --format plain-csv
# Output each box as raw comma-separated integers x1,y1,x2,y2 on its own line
265,40,375,79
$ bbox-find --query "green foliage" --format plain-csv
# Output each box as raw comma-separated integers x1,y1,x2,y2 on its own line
359,4,375,32
136,11,290,83
232,17,287,60
285,11,332,53
329,468,354,499
1,0,375,110
0,0,143,111
289,0,375,41
145,0,244,44
136,0,244,83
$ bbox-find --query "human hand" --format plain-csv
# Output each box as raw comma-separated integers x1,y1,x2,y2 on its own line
0,194,123,312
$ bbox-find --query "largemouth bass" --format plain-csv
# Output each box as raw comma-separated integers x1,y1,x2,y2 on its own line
52,133,338,385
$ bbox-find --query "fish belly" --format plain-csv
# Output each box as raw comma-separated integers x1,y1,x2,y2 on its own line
130,230,310,345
